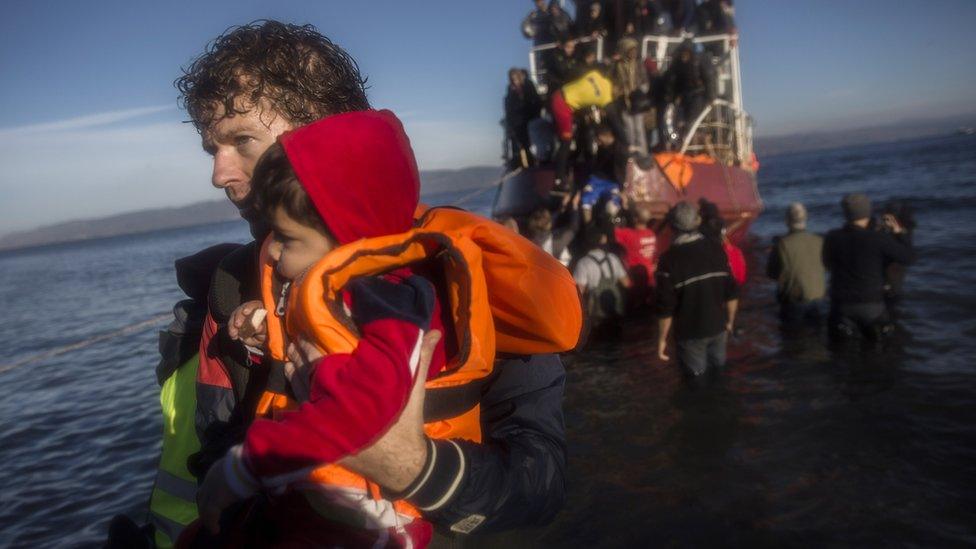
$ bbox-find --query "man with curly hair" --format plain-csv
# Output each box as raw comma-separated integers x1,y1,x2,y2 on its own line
144,20,567,547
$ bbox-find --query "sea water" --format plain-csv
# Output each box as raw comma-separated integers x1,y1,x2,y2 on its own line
0,134,974,547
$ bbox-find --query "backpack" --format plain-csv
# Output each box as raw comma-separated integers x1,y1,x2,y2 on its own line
585,252,625,323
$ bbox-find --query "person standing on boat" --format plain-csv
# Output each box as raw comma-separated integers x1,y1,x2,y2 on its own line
662,42,716,142
504,68,543,169
142,20,570,546
655,202,739,381
522,0,554,46
766,202,827,328
823,193,914,341
611,37,651,155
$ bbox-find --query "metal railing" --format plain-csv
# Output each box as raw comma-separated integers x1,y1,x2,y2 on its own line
641,33,751,166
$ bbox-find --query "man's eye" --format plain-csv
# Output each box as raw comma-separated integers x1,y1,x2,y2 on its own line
234,135,254,147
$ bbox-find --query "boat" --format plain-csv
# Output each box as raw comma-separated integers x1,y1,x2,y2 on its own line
493,31,763,245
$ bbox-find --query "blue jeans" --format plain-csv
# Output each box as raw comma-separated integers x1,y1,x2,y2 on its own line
676,332,728,378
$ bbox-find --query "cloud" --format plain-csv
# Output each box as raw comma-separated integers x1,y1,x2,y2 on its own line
0,104,173,137
0,105,502,235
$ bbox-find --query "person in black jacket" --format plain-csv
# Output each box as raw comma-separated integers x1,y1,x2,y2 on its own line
576,1,609,38
823,193,914,341
878,200,916,309
505,68,543,169
662,42,716,141
656,202,739,381
173,20,568,543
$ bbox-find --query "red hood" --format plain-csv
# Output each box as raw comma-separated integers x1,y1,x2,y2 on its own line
279,110,420,245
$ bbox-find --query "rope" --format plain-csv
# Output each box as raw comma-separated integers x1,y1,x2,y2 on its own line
0,314,172,374
449,167,522,208
0,171,517,376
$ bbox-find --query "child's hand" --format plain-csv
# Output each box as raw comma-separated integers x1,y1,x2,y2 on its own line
228,300,267,348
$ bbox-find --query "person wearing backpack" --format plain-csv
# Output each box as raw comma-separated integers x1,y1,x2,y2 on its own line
574,223,633,327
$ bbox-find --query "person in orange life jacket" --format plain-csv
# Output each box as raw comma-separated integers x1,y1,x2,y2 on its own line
197,111,458,541
178,21,568,540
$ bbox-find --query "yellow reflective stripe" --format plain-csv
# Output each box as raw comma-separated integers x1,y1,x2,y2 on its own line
155,468,197,502
151,354,201,549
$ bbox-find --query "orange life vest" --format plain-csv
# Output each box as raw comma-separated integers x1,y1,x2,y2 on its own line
255,206,582,527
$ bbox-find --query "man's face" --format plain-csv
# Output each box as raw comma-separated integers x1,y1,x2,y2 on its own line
201,100,294,208
534,0,546,11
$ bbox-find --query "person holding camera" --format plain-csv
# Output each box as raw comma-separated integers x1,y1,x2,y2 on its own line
823,194,914,341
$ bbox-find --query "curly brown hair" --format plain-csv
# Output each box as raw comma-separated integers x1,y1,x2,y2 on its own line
176,20,370,132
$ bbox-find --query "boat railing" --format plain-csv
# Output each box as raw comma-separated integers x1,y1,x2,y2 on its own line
641,32,752,167
528,35,605,95
679,99,754,167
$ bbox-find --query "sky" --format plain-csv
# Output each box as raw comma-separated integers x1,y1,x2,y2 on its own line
1,0,974,235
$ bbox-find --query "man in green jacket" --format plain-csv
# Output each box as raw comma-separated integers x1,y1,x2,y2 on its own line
766,202,826,327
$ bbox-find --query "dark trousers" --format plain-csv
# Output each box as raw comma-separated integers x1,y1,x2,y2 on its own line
780,299,825,328
829,301,891,341
676,332,728,378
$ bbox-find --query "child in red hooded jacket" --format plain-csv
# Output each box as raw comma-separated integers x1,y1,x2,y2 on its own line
197,110,454,547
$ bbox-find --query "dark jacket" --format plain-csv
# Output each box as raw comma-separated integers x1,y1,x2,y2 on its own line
822,224,914,305
505,82,543,133
655,233,739,340
522,8,553,45
664,49,716,102
695,0,736,34
575,9,608,38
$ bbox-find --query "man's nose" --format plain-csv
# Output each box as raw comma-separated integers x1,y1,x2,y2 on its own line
211,150,236,189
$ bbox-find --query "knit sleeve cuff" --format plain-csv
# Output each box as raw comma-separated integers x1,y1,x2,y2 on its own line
223,444,261,499
386,438,466,512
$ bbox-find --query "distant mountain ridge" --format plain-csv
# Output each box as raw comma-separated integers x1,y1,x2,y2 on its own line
755,114,976,157
4,113,973,252
0,166,503,252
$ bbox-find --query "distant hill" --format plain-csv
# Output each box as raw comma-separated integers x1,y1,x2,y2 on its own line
0,166,503,252
755,114,976,157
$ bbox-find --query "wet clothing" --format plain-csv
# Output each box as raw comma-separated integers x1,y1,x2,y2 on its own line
677,332,727,377
766,229,826,305
822,224,914,306
655,232,739,341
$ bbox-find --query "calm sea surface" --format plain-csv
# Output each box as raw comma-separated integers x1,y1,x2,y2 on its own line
1,134,974,547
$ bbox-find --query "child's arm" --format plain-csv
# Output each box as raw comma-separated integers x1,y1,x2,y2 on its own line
234,275,436,489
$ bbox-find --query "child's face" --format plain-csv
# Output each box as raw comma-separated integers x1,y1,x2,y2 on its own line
268,206,336,280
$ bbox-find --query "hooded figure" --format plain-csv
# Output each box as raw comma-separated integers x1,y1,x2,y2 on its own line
279,109,421,245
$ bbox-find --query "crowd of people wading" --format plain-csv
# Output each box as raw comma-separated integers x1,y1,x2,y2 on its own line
501,0,916,381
